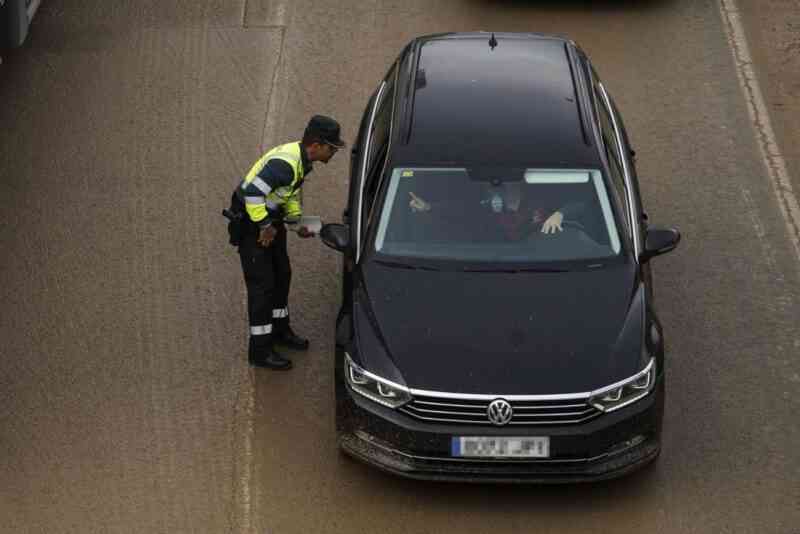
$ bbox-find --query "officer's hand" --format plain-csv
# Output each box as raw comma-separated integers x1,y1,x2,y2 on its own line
257,225,277,247
541,211,564,234
409,192,431,213
297,226,315,238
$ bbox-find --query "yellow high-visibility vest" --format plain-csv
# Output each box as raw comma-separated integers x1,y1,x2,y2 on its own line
240,142,304,224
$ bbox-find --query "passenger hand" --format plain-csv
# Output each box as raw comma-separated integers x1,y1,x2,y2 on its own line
257,225,277,247
541,211,564,234
297,226,315,238
409,192,431,212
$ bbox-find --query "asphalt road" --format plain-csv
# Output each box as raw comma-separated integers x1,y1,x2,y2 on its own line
1,1,798,533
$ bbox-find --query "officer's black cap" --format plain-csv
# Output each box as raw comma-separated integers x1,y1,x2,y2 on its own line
305,115,346,148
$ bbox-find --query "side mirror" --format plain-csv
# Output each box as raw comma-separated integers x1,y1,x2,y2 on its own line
641,226,681,262
320,223,350,253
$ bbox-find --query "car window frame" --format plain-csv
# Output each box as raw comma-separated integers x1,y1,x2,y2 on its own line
355,63,398,262
361,64,398,238
361,144,389,241
608,96,648,238
597,83,642,257
354,81,386,263
588,65,642,259
592,88,631,231
582,64,634,252
346,90,377,222
365,63,397,175
601,126,632,238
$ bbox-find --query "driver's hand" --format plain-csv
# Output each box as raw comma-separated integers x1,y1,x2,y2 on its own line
541,211,564,234
409,192,431,213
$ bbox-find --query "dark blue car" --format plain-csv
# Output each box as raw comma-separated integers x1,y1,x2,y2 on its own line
321,32,680,482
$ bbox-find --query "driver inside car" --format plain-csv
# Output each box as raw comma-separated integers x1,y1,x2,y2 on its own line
408,181,585,241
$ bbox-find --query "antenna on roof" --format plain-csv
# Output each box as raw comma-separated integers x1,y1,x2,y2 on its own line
489,33,498,51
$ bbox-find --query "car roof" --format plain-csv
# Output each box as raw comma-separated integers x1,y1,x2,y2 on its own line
391,32,601,170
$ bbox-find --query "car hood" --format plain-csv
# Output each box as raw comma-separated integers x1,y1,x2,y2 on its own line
354,261,645,395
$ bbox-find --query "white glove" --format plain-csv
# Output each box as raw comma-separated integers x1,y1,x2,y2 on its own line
408,192,431,212
541,211,564,234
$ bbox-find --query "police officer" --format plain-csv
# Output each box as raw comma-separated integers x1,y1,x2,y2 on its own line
232,115,345,369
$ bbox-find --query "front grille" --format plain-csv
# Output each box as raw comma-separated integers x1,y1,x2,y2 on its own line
400,394,602,426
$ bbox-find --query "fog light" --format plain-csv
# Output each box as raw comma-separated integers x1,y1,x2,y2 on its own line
606,434,647,456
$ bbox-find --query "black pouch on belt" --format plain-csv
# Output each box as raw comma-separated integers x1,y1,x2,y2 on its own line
223,191,246,247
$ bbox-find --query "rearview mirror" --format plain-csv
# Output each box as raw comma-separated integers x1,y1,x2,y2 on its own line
320,223,350,253
641,226,681,262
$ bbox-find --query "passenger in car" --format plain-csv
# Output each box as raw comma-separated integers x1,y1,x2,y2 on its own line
408,182,585,242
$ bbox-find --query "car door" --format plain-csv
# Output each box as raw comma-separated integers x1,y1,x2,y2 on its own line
590,66,657,301
340,85,378,311
337,63,396,339
607,96,657,300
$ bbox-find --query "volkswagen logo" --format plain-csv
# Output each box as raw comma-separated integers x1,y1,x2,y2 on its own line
487,399,513,426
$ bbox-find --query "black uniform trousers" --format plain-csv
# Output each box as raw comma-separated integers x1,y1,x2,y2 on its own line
238,223,292,350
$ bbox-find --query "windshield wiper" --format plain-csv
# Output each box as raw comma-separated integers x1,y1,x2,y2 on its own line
463,267,569,273
375,260,440,271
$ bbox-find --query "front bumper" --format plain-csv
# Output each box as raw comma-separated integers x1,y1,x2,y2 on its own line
336,373,664,483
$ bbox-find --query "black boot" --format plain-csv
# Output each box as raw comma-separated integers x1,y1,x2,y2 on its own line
274,324,310,351
248,338,293,370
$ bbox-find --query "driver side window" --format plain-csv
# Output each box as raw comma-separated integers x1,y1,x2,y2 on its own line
361,64,397,237
594,88,632,239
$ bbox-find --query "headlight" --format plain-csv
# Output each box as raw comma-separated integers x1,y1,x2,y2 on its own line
345,353,412,408
589,358,656,413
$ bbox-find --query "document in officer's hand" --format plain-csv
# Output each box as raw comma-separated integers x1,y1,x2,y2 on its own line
291,215,322,234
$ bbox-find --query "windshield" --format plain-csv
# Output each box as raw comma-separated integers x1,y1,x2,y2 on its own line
374,167,623,264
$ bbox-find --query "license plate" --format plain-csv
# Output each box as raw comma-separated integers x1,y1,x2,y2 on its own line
452,436,550,458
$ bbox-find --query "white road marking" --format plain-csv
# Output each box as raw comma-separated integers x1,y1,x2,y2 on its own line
719,0,800,264
260,27,289,152
239,369,256,534
238,1,293,533
242,0,288,28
